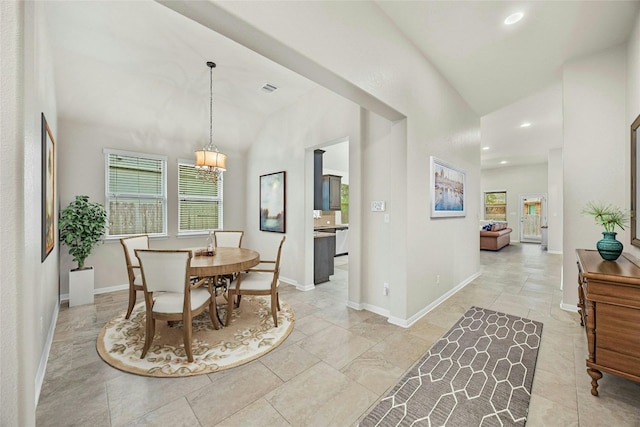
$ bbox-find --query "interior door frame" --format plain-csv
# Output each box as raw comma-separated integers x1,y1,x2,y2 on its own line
518,193,547,243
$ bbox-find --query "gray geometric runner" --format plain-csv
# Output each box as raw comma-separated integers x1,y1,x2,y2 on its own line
360,306,543,426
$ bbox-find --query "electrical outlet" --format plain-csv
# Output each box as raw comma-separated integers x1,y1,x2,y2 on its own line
436,275,440,284
383,282,389,296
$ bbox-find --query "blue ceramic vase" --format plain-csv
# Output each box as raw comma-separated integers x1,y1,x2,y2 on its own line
596,231,623,261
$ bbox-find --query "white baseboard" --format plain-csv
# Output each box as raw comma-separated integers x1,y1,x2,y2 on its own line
60,283,128,302
35,301,59,407
548,250,563,255
560,302,579,312
346,301,390,318
386,271,482,328
280,275,314,292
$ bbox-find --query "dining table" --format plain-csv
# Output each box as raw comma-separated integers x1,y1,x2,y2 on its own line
188,247,260,325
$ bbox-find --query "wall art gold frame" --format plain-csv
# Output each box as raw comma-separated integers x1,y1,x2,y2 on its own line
42,113,56,261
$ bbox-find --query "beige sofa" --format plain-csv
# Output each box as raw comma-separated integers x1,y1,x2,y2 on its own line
480,223,512,251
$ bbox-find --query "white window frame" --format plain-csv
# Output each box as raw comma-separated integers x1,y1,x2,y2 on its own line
104,148,168,239
177,159,224,237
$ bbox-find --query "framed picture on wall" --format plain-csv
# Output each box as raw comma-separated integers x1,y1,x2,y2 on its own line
260,171,286,233
42,113,56,261
430,156,466,218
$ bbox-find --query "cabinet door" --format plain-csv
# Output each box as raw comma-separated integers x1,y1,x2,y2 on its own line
329,176,341,210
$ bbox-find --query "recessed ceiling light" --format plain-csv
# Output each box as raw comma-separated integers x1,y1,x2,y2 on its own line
520,122,531,128
500,160,508,164
482,146,490,151
504,12,524,25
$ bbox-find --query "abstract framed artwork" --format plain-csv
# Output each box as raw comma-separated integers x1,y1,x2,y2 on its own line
430,156,466,218
42,113,56,261
260,171,286,233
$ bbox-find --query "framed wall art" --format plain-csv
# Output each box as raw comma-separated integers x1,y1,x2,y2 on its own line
42,113,56,261
430,156,466,218
260,171,286,233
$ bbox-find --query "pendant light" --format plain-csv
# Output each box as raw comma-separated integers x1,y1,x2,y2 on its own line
195,61,226,181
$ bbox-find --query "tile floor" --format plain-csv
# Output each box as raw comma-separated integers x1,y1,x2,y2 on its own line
37,244,640,426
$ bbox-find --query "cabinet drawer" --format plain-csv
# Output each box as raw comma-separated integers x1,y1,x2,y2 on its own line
596,347,640,378
596,303,640,357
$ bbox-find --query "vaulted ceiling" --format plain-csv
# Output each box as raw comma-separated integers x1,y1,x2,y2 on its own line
45,1,640,167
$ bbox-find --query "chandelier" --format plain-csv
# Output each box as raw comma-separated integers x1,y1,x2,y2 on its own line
195,61,226,181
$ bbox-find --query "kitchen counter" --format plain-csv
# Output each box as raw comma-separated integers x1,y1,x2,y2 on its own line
314,231,336,238
314,224,348,230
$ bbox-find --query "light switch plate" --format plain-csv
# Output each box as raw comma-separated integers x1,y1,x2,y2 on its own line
371,201,386,212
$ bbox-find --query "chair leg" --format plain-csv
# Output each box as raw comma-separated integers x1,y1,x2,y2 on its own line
271,293,278,327
125,286,136,319
276,292,281,311
184,316,194,362
209,298,220,330
141,316,155,359
225,291,235,326
235,295,242,308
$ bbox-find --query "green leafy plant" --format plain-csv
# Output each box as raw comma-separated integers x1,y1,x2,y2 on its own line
59,195,108,270
582,201,629,233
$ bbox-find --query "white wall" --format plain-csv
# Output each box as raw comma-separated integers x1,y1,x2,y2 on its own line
547,149,563,253
244,87,360,288
57,119,247,294
481,163,549,242
1,1,59,423
627,12,640,261
220,1,480,323
562,45,627,308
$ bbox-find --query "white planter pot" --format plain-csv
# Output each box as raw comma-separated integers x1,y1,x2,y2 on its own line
69,267,94,307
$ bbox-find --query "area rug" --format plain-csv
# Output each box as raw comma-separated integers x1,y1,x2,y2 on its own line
360,306,543,426
97,295,294,377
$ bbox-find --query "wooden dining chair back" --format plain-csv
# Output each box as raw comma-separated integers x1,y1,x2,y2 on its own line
226,236,286,327
120,234,149,319
214,230,244,286
214,230,244,248
135,249,219,362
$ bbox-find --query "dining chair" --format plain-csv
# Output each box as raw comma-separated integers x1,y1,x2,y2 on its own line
214,230,244,286
119,234,149,319
225,236,285,327
214,230,244,248
135,249,219,362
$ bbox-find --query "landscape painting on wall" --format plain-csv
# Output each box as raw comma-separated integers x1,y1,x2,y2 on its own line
430,156,466,218
260,171,286,233
42,113,56,261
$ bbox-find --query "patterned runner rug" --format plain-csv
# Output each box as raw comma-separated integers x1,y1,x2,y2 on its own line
360,306,543,426
97,295,294,377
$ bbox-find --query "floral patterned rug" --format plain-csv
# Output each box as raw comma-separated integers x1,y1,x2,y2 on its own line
96,296,294,377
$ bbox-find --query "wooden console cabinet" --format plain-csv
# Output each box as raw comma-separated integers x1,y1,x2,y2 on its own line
576,249,640,396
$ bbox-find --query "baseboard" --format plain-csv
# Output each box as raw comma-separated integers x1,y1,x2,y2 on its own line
280,275,314,292
347,301,390,318
560,302,579,312
548,250,563,255
60,283,128,302
388,271,482,328
35,301,59,407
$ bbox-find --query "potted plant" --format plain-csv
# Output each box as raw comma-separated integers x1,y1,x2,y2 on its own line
59,195,108,306
582,201,629,261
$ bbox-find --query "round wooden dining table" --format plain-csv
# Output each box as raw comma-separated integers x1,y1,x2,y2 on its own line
189,247,260,277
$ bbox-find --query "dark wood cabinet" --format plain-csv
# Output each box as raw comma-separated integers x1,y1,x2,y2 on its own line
576,249,640,396
313,150,324,210
314,233,335,284
322,175,342,211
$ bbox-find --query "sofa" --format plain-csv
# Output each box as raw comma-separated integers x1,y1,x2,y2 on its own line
480,222,512,251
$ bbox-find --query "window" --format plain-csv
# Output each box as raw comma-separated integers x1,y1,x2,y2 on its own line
484,191,507,221
104,149,167,238
178,161,223,233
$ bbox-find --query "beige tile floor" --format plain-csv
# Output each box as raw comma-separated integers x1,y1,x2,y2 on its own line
37,244,640,426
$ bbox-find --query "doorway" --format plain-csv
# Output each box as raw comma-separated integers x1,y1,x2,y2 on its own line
519,194,547,243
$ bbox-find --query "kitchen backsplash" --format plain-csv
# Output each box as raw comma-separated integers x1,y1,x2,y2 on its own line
314,211,338,227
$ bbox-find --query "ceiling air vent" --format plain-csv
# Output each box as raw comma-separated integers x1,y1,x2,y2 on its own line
261,83,279,93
